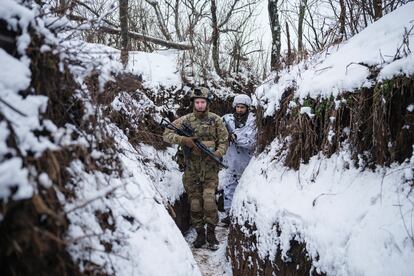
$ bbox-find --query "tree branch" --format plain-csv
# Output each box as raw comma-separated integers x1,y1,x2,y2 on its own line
99,26,194,50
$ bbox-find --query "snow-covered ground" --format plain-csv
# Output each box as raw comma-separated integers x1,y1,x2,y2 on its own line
126,50,181,89
232,3,414,276
64,128,201,276
185,215,232,276
59,34,200,276
233,143,414,275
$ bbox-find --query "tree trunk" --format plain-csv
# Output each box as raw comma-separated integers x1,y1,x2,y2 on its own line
298,0,306,57
339,0,346,40
119,0,129,67
268,0,281,71
174,0,182,41
211,0,222,77
285,21,292,66
373,0,382,20
145,0,172,41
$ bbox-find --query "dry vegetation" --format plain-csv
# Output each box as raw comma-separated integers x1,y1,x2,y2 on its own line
256,77,414,171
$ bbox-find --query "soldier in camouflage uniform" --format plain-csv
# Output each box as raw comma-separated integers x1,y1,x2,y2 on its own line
163,87,228,250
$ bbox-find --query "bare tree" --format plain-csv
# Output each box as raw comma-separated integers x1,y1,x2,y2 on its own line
145,0,172,40
285,21,292,65
339,0,346,40
297,0,307,57
211,0,222,76
120,0,129,67
174,0,183,41
373,0,383,20
268,0,281,71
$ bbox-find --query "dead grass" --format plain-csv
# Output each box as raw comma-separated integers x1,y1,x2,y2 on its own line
256,77,414,169
0,26,124,275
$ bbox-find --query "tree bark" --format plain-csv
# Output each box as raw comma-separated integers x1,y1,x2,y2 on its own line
373,0,382,20
145,0,172,41
268,0,281,71
174,0,182,41
119,0,129,67
298,0,306,56
339,0,346,40
100,26,194,50
285,21,292,66
211,0,222,77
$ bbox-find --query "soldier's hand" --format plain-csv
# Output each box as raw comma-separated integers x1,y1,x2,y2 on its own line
192,146,201,155
213,150,222,159
181,136,197,149
229,133,237,143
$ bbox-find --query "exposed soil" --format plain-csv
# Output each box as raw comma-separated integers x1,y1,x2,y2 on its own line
227,222,325,276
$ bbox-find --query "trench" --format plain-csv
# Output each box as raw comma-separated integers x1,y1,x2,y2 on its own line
184,214,231,276
169,102,234,275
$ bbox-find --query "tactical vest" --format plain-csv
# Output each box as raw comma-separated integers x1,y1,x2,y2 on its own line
182,113,218,152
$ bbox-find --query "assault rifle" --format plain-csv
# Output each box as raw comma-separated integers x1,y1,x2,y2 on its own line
160,118,228,169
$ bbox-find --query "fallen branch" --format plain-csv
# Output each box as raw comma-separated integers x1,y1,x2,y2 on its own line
312,192,338,207
99,26,193,50
66,8,193,50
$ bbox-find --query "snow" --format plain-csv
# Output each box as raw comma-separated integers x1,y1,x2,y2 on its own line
0,48,31,91
231,4,414,276
300,106,314,118
184,218,232,276
38,172,52,188
0,0,34,36
126,50,181,89
2,0,413,275
141,144,185,203
232,141,414,275
56,32,195,275
0,158,31,200
57,43,197,275
64,41,181,91
64,125,200,276
0,2,198,274
256,2,414,117
0,2,58,202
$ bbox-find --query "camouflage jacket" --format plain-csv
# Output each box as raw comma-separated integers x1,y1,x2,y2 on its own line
163,111,229,157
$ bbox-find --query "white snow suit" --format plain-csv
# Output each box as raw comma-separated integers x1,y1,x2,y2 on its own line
219,112,257,211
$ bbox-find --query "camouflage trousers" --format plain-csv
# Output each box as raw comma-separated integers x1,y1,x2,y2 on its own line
183,156,219,229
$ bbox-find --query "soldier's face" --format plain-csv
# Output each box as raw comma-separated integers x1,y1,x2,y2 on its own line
194,98,207,112
235,104,247,115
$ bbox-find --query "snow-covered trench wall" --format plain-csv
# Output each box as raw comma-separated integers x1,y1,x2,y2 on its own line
227,4,414,276
0,2,201,275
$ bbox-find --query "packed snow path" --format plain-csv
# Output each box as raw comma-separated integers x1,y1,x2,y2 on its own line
185,219,231,276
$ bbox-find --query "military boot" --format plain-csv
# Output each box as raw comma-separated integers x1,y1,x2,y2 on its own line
206,224,219,251
193,227,206,248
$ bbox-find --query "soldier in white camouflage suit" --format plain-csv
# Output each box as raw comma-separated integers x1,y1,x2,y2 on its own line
220,94,257,225
163,87,228,250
